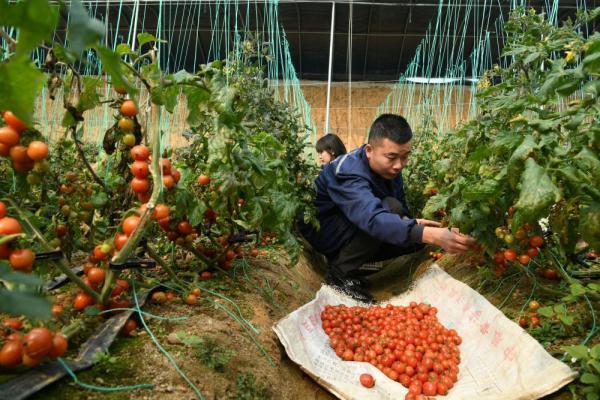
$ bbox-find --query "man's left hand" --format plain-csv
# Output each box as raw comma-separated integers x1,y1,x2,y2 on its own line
416,219,442,227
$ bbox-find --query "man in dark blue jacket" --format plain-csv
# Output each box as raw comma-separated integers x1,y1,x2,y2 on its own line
299,114,477,303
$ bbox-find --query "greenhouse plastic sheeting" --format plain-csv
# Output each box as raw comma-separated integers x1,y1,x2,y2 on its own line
273,265,577,400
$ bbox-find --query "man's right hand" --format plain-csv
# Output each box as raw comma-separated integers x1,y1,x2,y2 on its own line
422,227,478,253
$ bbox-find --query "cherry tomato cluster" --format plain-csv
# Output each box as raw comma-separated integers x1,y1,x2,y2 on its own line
0,111,49,178
493,221,549,277
0,322,67,368
117,99,137,148
321,303,462,399
154,207,198,247
196,235,261,271
151,289,198,306
130,144,152,203
429,251,444,261
159,157,181,191
519,300,541,329
51,171,97,251
73,240,130,314
0,201,35,273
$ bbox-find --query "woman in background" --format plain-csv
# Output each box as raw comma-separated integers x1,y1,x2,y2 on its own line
316,133,347,165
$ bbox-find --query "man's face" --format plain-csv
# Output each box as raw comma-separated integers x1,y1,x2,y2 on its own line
365,138,412,180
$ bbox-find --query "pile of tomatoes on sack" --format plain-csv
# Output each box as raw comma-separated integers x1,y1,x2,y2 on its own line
321,302,462,399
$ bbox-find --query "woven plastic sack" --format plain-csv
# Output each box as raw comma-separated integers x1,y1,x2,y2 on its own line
273,265,576,400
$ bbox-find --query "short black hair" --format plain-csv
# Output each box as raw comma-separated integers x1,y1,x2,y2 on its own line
368,114,412,144
315,133,347,159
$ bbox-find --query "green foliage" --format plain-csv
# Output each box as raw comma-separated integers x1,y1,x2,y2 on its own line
177,333,234,372
564,344,600,400
529,320,568,344
0,261,51,319
0,57,46,126
233,372,271,400
409,8,600,258
537,304,574,326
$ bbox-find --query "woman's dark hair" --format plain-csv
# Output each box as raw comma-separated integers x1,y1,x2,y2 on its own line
315,133,347,159
368,114,412,144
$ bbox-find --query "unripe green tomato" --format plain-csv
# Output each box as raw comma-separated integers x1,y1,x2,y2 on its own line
26,173,42,185
33,160,50,173
122,133,136,147
495,227,505,238
504,234,515,244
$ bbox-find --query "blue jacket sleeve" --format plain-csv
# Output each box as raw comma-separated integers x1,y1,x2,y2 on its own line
327,175,422,246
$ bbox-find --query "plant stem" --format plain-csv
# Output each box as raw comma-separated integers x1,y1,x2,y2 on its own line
0,29,16,53
0,233,25,245
145,243,183,284
101,126,162,304
69,125,110,194
122,62,152,92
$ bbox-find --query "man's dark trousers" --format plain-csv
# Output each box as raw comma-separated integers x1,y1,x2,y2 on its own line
327,197,425,279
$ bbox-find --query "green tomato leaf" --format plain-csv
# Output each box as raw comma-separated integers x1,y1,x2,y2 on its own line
581,373,600,385
538,306,555,318
0,289,51,319
558,314,574,326
172,70,196,84
513,158,561,227
96,46,137,96
580,202,600,250
184,86,211,126
523,51,546,65
592,344,600,360
507,135,537,188
0,262,43,285
564,345,589,360
91,192,109,208
585,391,599,400
583,52,600,74
589,360,600,374
575,148,600,185
6,0,59,57
0,57,46,126
462,179,500,201
570,282,587,297
150,85,180,113
137,32,164,47
67,0,105,56
188,201,207,227
116,43,134,56
79,76,102,112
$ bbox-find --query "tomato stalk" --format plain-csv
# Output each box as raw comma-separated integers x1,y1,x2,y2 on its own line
184,244,212,266
512,262,566,298
2,198,102,303
144,243,184,285
0,233,25,245
101,125,162,304
60,319,85,340
68,125,110,195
